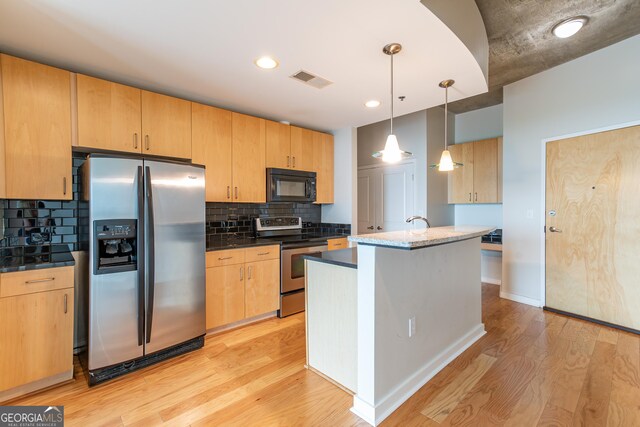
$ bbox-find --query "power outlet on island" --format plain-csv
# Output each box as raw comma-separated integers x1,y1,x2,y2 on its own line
409,316,416,338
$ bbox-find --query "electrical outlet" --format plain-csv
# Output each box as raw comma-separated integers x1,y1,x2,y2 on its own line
409,317,416,337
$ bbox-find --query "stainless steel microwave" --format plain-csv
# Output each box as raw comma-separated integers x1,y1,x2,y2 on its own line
266,168,316,203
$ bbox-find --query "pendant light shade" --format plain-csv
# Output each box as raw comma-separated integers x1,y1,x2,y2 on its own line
430,79,462,171
372,43,412,163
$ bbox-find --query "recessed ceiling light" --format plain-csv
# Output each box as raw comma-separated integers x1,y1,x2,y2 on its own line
255,56,279,69
365,100,381,108
552,16,588,38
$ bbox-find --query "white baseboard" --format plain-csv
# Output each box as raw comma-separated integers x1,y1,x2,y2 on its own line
499,290,541,307
481,277,501,286
351,324,486,426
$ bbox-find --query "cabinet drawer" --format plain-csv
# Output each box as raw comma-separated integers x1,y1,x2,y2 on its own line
327,238,348,251
0,266,74,298
245,245,280,262
206,248,245,268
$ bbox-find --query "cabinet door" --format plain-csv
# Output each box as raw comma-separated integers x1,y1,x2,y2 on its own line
473,138,499,203
141,90,191,159
265,120,291,169
192,103,233,202
313,132,334,204
290,126,314,171
447,142,474,204
206,265,245,329
0,288,74,392
497,136,503,203
245,259,280,318
76,74,142,154
231,112,266,203
1,55,72,200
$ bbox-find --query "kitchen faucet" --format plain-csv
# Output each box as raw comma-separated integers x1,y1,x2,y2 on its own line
406,216,431,228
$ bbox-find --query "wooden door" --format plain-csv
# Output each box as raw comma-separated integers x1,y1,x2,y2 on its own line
447,142,474,204
290,126,314,171
313,132,334,204
1,54,72,200
231,113,266,203
76,74,142,154
0,289,74,391
141,90,191,159
206,265,245,329
546,125,640,330
265,120,291,169
192,103,233,202
473,138,499,203
245,259,280,318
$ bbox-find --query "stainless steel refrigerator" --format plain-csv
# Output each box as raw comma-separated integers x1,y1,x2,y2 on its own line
82,155,205,384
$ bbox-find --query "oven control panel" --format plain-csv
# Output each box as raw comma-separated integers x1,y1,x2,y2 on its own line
256,217,302,231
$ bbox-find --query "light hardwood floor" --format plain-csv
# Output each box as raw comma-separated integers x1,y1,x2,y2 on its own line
8,284,640,426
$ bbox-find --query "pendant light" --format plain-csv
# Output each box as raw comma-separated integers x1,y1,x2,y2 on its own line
431,79,462,171
372,43,412,163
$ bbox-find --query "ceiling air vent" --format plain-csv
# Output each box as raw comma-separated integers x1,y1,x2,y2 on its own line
290,70,333,89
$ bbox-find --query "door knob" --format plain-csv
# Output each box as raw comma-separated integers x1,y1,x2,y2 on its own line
367,226,374,230
377,226,383,230
549,226,562,233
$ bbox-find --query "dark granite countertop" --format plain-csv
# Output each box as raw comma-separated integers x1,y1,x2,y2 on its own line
303,247,357,269
0,245,76,273
206,233,349,252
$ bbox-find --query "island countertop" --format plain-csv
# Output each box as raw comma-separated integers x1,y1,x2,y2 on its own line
348,225,495,249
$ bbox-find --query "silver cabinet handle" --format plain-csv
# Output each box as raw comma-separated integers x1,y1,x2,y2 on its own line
63,177,67,196
377,226,383,230
248,266,252,280
549,226,563,233
227,186,230,199
235,187,238,200
240,267,244,280
469,193,472,201
475,192,478,202
292,156,296,168
218,256,232,261
367,226,374,230
257,252,270,256
64,294,68,314
145,134,150,151
134,133,138,149
287,156,290,167
333,243,343,247
26,277,55,284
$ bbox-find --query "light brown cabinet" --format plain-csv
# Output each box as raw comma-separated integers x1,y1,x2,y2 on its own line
141,90,192,159
448,137,501,204
76,74,142,154
232,112,266,203
0,266,74,401
290,126,314,171
313,132,334,204
205,246,280,330
192,103,233,202
265,120,292,169
1,54,72,200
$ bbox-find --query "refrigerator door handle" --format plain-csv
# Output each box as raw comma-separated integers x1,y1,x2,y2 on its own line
145,166,156,344
137,166,145,346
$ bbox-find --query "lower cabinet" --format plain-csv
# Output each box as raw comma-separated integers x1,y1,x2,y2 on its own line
206,246,280,330
0,266,74,401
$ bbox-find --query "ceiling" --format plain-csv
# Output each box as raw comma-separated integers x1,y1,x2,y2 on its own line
448,0,640,113
0,0,488,132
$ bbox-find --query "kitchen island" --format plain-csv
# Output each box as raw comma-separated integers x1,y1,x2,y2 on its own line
305,226,492,426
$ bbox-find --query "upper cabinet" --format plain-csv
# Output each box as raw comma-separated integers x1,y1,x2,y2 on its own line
76,74,142,154
448,137,502,204
313,132,334,204
290,126,314,171
1,54,72,200
265,120,291,169
141,90,191,159
231,113,266,203
192,103,233,202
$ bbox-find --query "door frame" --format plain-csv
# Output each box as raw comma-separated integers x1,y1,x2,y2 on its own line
357,160,417,233
538,119,640,308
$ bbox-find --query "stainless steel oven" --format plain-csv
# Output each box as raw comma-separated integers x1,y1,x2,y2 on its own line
280,244,328,317
266,168,316,203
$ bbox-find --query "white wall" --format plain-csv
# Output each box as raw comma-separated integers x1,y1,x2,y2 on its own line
453,104,503,229
426,106,455,226
322,127,357,229
502,35,640,305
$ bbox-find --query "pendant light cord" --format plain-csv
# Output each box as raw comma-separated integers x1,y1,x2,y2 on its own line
390,53,394,135
444,85,448,151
